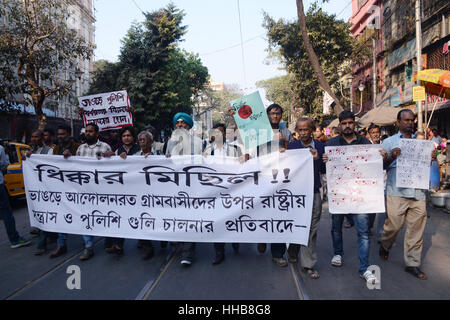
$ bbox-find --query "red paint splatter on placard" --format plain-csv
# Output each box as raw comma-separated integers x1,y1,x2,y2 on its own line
238,105,252,119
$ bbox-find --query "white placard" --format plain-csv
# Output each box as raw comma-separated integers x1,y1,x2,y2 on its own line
396,139,433,189
79,90,133,131
326,145,385,214
23,150,314,245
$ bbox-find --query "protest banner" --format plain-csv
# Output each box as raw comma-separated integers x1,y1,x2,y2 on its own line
78,90,133,131
229,91,274,150
23,150,314,245
325,145,385,214
396,139,433,189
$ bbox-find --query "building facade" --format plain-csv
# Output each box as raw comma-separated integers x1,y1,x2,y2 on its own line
0,0,95,141
350,0,450,135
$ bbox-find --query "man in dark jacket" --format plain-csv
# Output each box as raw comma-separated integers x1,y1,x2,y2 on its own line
287,116,325,279
52,124,80,156
323,110,386,285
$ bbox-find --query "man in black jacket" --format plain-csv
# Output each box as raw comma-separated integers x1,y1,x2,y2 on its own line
286,117,325,279
323,111,386,285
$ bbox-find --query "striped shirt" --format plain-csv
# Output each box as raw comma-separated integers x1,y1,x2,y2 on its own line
76,140,111,158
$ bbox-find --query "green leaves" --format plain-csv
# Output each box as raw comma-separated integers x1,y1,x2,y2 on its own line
263,3,369,121
89,4,209,132
0,0,94,121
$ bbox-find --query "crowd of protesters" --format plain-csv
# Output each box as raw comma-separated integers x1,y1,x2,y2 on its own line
0,103,445,287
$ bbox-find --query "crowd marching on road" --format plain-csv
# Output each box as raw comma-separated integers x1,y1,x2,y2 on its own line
0,104,443,288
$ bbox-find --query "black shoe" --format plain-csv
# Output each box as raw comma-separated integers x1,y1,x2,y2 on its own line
30,228,40,235
79,248,94,261
405,266,427,280
212,252,225,265
34,248,47,256
142,246,154,260
49,245,67,258
379,244,389,260
257,243,266,253
232,243,239,254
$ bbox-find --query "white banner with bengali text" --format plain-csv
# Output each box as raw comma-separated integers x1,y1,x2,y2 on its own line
79,90,133,131
23,150,314,245
325,145,385,214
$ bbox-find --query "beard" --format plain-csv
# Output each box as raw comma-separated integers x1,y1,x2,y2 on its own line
342,129,354,136
85,136,97,145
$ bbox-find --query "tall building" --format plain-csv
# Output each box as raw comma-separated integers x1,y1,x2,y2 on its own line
350,0,384,114
57,0,96,121
0,0,96,140
350,0,450,134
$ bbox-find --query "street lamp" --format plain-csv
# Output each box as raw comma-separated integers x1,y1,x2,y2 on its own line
358,82,365,114
348,75,354,113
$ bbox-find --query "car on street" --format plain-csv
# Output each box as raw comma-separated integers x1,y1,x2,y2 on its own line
1,140,31,198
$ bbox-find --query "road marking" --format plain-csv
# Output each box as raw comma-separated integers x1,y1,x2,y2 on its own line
136,245,180,300
289,263,310,300
5,238,103,300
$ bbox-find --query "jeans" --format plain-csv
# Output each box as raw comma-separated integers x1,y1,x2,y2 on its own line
331,213,371,274
57,233,93,248
0,184,19,243
181,242,196,260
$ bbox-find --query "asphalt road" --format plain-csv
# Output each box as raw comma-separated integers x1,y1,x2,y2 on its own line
1,197,449,300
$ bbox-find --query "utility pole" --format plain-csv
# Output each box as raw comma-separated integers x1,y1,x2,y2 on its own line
373,37,377,108
415,0,423,132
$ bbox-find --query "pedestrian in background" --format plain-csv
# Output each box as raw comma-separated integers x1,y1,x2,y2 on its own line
0,144,31,249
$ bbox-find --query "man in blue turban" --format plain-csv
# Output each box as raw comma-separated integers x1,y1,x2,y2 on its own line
172,112,193,130
166,112,203,266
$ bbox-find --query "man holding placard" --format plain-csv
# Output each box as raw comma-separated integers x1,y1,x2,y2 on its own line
228,98,293,267
379,109,436,280
323,110,387,285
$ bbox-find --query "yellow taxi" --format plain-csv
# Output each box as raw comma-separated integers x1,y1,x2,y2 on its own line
1,141,31,198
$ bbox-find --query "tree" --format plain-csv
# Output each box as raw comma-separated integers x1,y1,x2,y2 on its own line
295,0,344,115
197,84,243,127
0,0,93,129
263,1,370,120
88,4,209,131
256,74,296,123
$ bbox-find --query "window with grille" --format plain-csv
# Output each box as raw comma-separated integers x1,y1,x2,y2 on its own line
427,47,450,70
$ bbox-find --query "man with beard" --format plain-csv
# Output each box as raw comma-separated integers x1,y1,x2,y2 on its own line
379,110,436,280
165,112,202,266
286,117,325,279
49,123,111,261
323,111,387,286
166,112,203,157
